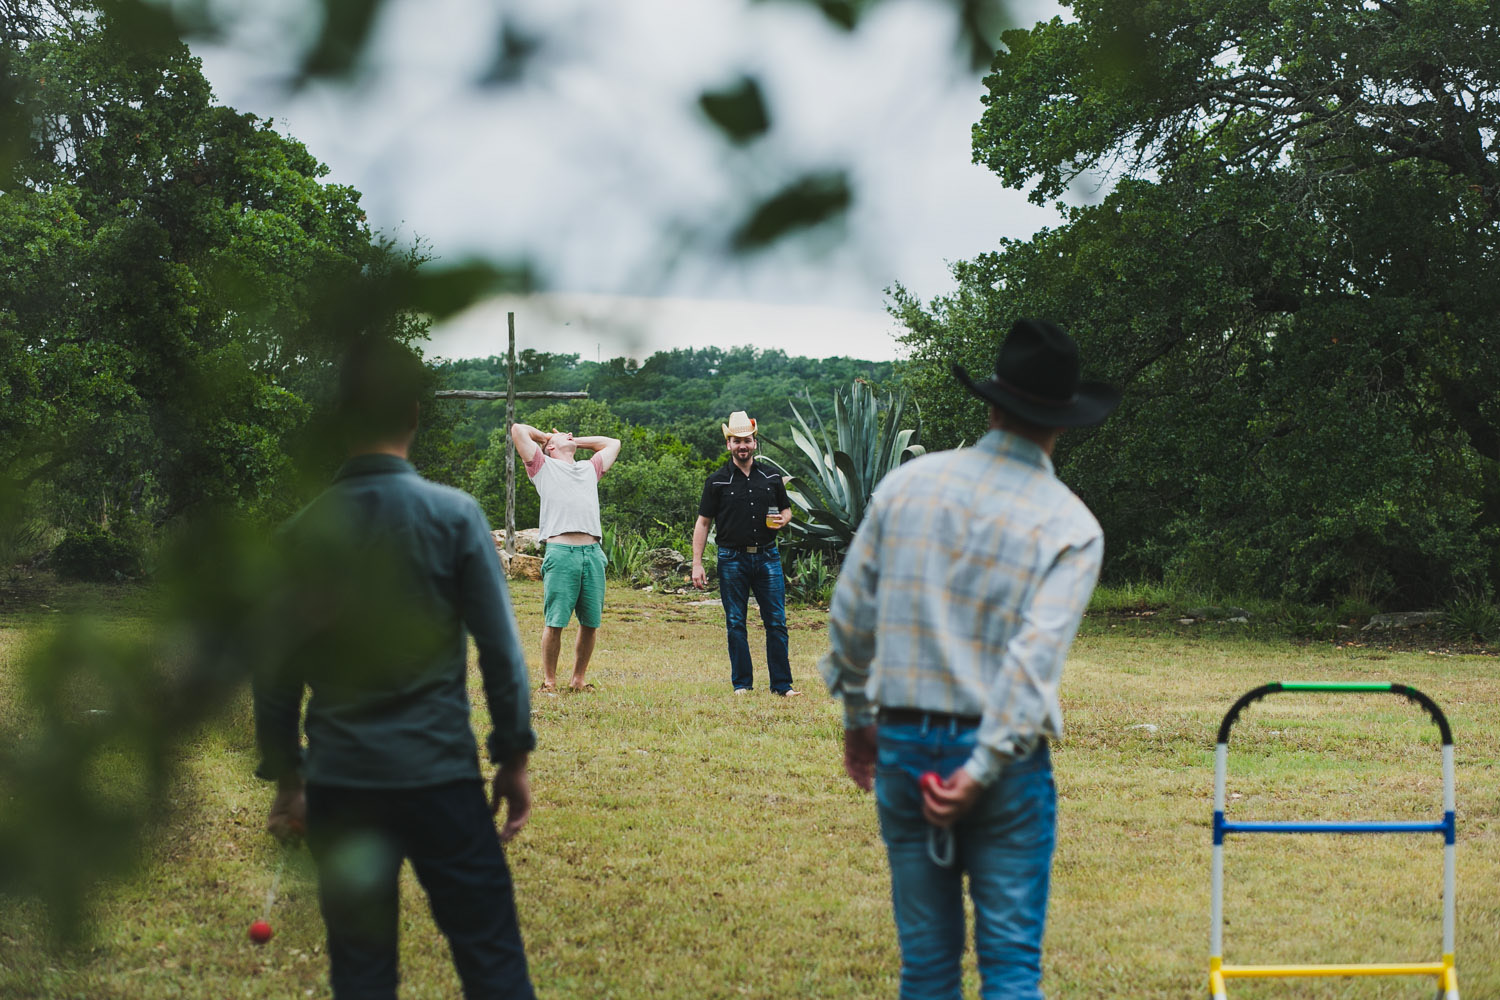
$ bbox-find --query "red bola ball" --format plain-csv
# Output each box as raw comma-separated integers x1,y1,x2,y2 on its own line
920,771,943,793
248,920,273,945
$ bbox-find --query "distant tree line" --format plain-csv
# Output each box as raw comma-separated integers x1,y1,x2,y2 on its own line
429,350,899,546
436,348,897,457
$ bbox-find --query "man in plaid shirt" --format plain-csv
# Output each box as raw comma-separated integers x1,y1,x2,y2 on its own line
821,318,1120,1000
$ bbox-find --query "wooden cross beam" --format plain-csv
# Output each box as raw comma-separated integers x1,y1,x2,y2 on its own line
434,390,589,401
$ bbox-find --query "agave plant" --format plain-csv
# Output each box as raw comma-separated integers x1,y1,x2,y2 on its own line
602,530,651,582
785,549,838,606
762,380,924,553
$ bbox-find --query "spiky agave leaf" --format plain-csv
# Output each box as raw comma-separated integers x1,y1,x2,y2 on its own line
764,381,923,555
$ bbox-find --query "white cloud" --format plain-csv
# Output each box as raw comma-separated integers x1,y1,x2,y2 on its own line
426,292,907,363
192,0,1068,339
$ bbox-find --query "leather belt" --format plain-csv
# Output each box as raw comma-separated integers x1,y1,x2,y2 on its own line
877,707,982,728
723,544,773,554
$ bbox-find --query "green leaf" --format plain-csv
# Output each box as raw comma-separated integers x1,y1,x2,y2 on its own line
299,0,383,81
478,22,543,87
752,0,864,31
99,0,185,53
397,261,536,320
729,171,852,252
698,76,771,144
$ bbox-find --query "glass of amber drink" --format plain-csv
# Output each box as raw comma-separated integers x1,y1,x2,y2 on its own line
765,506,781,530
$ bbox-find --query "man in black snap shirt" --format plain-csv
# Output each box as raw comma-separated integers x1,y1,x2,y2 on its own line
691,410,802,697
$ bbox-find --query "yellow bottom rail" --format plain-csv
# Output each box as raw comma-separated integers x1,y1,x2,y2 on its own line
1209,955,1457,998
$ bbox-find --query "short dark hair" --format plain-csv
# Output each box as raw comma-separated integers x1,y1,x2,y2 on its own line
990,402,1053,436
337,336,426,442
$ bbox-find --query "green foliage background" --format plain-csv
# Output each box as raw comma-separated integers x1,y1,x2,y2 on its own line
439,350,898,546
0,1,432,560
894,0,1500,606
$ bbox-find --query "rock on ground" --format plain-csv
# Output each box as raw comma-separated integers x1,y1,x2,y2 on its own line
492,528,543,555
1362,611,1444,631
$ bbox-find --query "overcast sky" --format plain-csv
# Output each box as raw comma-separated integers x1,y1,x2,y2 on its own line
191,0,1068,361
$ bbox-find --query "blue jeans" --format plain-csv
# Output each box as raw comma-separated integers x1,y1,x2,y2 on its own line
875,721,1056,1000
305,780,535,1000
716,546,794,693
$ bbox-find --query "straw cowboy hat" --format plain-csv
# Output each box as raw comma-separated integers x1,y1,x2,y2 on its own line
721,411,758,439
951,318,1120,428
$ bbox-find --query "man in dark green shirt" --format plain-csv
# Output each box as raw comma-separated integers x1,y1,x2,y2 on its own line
253,337,537,999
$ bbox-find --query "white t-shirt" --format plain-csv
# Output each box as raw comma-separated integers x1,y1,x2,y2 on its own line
526,451,604,540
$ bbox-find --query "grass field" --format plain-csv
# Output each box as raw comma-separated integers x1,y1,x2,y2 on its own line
1,580,1497,999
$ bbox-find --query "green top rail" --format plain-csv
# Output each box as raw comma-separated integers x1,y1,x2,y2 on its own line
1279,681,1393,692
1217,682,1452,745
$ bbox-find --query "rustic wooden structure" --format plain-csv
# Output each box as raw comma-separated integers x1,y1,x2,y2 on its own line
434,312,587,553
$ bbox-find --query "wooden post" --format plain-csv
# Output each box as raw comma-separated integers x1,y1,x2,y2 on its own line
505,312,516,555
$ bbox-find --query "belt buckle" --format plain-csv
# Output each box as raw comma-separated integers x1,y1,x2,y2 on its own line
744,545,759,553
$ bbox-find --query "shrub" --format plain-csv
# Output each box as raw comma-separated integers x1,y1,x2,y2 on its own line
603,531,651,582
1273,603,1338,641
1443,595,1500,643
599,453,706,538
1088,580,1177,616
785,549,837,606
1331,595,1381,628
1,515,61,574
50,529,142,582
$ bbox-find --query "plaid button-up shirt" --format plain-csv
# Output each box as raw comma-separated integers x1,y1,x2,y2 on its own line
819,429,1103,785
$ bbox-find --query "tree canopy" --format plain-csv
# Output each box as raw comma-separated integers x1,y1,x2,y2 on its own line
896,0,1500,604
1,1,435,556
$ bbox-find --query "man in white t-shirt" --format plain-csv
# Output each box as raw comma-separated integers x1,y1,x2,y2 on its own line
510,422,622,693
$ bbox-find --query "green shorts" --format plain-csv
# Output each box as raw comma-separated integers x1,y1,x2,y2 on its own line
541,542,606,629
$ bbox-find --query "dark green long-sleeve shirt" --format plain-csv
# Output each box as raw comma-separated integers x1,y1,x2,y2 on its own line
253,454,535,788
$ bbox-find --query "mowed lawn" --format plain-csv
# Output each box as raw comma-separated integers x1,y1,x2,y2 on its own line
1,580,1497,999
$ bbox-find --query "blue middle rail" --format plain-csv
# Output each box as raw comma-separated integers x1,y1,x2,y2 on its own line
1214,811,1456,845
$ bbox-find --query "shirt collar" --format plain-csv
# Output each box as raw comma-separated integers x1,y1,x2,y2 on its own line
334,453,418,482
719,457,758,479
978,428,1054,476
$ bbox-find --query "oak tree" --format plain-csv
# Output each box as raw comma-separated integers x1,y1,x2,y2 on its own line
896,0,1500,602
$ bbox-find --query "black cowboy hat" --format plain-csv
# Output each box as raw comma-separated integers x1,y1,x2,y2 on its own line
951,318,1120,428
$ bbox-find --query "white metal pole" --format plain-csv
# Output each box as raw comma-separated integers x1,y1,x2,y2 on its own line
1442,742,1456,958
1211,743,1228,959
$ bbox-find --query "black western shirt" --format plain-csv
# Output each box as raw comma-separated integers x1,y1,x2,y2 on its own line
698,458,792,549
